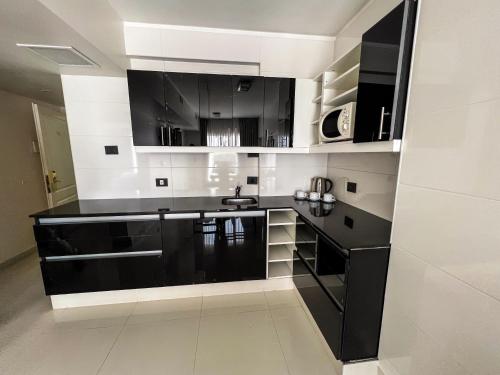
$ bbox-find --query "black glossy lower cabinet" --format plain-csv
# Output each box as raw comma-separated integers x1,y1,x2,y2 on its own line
162,211,267,285
35,211,267,296
293,221,390,362
200,212,266,282
41,252,165,295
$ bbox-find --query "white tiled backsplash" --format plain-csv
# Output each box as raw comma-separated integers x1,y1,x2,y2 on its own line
327,153,399,221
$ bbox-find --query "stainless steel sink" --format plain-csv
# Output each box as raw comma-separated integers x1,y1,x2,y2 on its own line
221,197,257,205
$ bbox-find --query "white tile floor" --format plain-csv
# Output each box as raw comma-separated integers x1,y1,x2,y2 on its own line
0,253,339,374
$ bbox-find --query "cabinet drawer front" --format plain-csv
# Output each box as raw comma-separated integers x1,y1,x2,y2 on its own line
37,234,162,257
40,254,165,295
293,256,343,359
34,220,161,242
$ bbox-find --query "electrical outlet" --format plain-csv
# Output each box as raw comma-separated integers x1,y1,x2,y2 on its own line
344,216,354,229
247,176,258,185
346,181,357,193
104,145,119,155
155,178,168,187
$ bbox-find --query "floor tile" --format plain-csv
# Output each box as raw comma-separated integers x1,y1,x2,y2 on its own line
201,292,268,316
195,310,289,375
1,326,122,375
271,307,338,375
98,318,199,375
47,302,136,330
265,290,300,310
127,296,202,325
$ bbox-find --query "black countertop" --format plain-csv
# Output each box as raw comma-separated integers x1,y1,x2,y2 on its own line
31,196,392,251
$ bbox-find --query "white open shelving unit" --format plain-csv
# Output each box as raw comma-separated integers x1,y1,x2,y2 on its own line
267,209,297,279
311,44,361,127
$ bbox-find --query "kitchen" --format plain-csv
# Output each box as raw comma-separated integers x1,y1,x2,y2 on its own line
0,0,498,374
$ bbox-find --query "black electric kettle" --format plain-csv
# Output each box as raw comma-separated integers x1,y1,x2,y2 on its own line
310,177,333,195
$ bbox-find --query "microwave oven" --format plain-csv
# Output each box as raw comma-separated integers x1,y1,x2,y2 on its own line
319,102,356,143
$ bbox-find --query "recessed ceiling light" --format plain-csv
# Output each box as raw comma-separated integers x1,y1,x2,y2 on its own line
16,44,99,67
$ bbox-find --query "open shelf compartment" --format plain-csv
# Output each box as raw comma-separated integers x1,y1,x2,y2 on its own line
269,226,295,245
268,261,293,279
269,244,295,262
269,211,297,226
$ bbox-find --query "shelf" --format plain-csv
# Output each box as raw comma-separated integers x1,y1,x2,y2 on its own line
313,72,323,82
325,64,360,91
296,226,316,244
324,86,358,108
327,44,361,74
312,95,322,104
269,227,294,245
269,245,295,262
296,244,316,260
310,139,402,154
269,211,296,226
268,262,292,279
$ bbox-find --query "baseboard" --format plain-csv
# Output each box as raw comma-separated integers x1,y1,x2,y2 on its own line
50,277,294,309
0,246,36,270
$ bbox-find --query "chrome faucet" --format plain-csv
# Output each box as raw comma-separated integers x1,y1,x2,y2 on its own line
235,185,242,198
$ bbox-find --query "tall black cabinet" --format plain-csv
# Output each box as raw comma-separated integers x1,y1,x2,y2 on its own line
353,0,417,143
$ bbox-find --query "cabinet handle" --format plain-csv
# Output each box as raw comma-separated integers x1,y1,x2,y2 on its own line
45,250,163,262
205,211,265,218
378,106,391,140
163,213,200,220
38,214,160,225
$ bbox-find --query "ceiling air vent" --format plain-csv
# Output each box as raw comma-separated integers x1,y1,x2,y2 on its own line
16,44,99,67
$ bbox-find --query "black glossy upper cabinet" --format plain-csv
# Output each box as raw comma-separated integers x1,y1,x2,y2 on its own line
164,72,201,146
127,70,166,146
353,0,417,143
232,76,264,147
263,78,295,147
127,70,294,148
199,74,234,146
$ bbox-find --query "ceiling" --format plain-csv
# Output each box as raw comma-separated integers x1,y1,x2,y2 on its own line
108,0,369,35
0,0,369,106
0,0,125,105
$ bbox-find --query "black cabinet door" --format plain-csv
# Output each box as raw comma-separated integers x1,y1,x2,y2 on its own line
127,70,166,146
232,76,264,147
200,213,266,283
41,253,165,295
293,253,343,359
353,0,416,143
263,78,295,147
163,72,201,146
34,220,162,257
198,74,234,146
161,215,205,285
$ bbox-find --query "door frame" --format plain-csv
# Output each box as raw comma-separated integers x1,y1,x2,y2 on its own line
32,103,76,208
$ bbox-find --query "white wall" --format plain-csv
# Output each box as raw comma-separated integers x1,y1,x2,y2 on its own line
333,0,401,57
378,1,500,375
326,153,399,221
124,23,335,79
0,90,47,264
259,154,328,196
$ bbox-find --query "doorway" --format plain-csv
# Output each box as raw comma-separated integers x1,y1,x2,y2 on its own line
32,103,77,208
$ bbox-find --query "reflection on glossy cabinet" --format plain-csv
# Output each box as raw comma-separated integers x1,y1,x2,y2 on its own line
127,70,295,148
263,78,295,147
127,70,166,146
